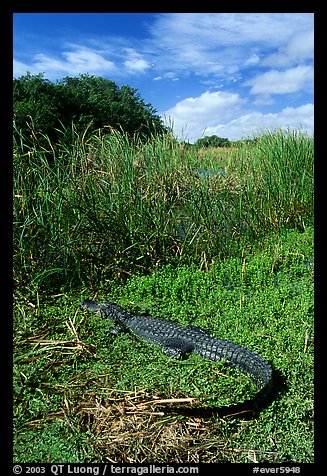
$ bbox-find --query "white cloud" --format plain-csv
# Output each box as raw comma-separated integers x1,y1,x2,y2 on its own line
205,104,314,140
123,48,151,73
13,59,31,77
147,13,313,77
150,13,311,50
13,41,152,80
163,90,245,141
244,65,314,95
14,13,314,145
163,90,313,142
153,71,179,81
263,30,314,67
244,54,260,66
251,94,275,106
14,47,117,79
14,13,314,85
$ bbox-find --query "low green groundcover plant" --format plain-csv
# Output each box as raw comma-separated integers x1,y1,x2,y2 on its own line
13,226,313,463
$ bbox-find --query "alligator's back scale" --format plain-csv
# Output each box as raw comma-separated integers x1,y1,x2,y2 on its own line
81,300,273,409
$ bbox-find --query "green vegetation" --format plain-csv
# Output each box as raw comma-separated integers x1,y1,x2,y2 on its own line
13,73,166,149
14,126,313,291
13,125,314,463
194,135,231,148
13,227,314,462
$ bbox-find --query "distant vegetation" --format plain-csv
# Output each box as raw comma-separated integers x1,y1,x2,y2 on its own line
194,135,231,148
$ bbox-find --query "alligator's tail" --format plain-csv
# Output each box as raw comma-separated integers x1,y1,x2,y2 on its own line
199,338,273,398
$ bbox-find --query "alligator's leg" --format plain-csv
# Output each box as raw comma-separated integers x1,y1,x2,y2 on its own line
110,323,128,335
160,337,195,359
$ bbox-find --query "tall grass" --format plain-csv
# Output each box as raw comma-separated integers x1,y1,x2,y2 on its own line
13,123,313,291
241,130,314,231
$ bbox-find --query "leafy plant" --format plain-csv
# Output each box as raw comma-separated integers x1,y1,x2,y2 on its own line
195,135,231,148
13,73,166,151
13,227,314,463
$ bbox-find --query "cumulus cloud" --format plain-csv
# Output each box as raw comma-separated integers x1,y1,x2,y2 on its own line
14,47,117,79
205,104,314,141
147,13,313,77
163,90,245,141
61,49,115,71
244,65,314,95
13,59,31,77
153,71,179,81
14,13,314,86
167,90,243,120
14,13,314,143
163,90,313,142
13,41,152,80
244,54,260,66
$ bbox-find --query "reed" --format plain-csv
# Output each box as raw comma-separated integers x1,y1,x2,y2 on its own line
241,129,314,231
13,123,313,291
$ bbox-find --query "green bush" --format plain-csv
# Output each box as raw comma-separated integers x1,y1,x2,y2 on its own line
13,73,166,150
195,135,231,148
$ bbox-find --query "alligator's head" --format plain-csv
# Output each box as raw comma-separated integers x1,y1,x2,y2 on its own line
81,299,103,315
81,299,124,323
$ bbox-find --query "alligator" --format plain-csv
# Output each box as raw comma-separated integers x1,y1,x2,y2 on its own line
81,299,273,412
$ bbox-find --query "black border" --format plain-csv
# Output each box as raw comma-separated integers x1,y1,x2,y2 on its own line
4,2,320,471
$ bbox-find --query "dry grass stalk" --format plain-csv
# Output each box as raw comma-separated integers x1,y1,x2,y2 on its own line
74,388,229,463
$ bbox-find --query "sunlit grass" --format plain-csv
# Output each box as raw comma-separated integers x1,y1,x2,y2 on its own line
13,124,313,291
13,226,314,463
13,123,314,463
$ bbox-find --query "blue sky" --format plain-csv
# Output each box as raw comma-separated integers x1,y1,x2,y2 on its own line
13,13,314,142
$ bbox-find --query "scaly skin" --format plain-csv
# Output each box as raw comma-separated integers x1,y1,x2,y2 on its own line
81,299,273,401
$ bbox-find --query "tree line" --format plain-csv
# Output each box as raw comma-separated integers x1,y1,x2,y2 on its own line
14,72,256,150
13,73,167,149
